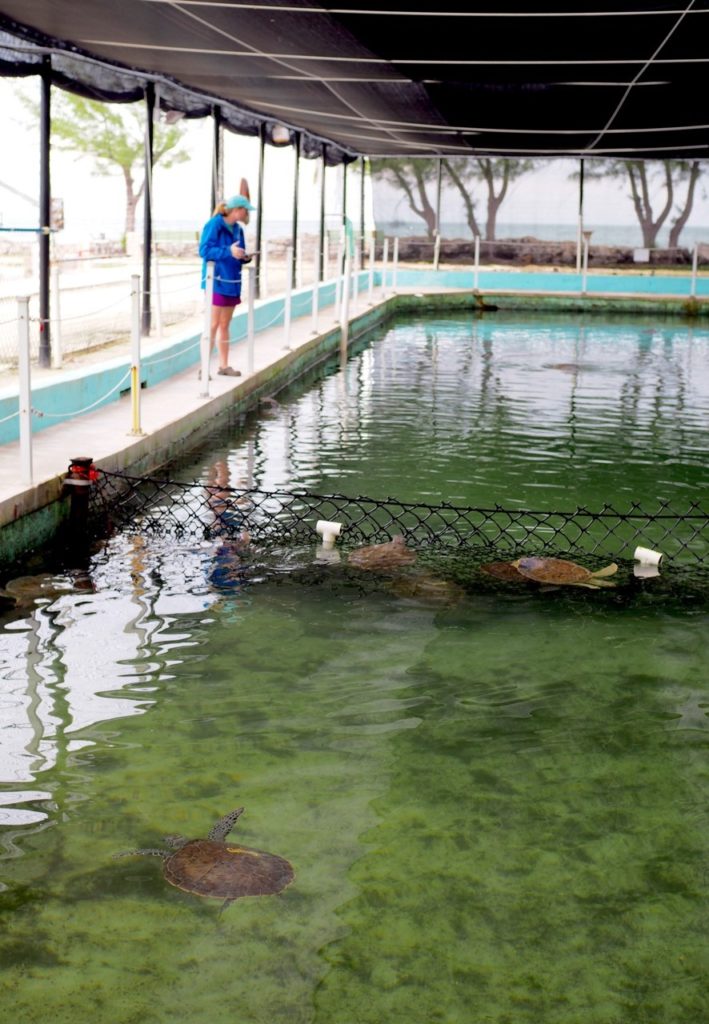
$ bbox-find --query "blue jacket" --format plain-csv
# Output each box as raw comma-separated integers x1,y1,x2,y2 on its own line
199,214,245,298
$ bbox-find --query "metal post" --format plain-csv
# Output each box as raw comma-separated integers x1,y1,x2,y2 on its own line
352,242,360,311
255,123,266,298
246,263,256,374
200,261,214,396
340,251,351,349
392,236,399,294
211,106,221,213
38,56,51,368
435,157,443,238
17,296,33,485
341,161,348,228
51,260,62,369
576,158,585,274
324,231,330,280
296,237,303,290
142,82,155,336
129,274,144,435
359,155,366,265
153,241,163,343
291,132,301,289
433,233,441,271
283,244,293,348
334,232,344,320
311,246,320,333
368,231,375,304
473,234,480,290
260,244,269,299
318,143,327,281
581,233,590,294
381,238,389,295
690,243,699,297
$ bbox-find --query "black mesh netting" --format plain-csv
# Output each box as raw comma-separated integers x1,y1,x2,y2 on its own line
90,468,709,567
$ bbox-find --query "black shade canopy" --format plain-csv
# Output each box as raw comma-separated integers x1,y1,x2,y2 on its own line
1,1,708,160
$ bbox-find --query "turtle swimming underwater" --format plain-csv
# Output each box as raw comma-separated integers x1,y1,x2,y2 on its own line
480,561,526,583
347,535,416,572
116,807,294,909
512,556,618,589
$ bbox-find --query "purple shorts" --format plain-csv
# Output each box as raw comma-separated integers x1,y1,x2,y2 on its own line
213,293,242,308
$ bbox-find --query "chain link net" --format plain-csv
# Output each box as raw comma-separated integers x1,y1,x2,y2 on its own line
90,468,709,566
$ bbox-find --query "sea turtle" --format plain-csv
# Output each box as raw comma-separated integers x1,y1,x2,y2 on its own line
389,572,465,605
480,561,526,582
115,807,294,910
512,556,618,589
347,535,417,572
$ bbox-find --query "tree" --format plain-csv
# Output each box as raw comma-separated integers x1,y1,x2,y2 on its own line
369,158,439,238
19,88,189,239
443,157,539,241
583,159,704,248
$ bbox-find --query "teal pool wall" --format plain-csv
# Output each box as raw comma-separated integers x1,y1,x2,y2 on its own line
392,267,709,295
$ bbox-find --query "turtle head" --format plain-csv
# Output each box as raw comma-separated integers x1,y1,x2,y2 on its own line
164,833,189,849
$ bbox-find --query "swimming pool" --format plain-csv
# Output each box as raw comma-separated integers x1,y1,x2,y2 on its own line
1,311,708,1023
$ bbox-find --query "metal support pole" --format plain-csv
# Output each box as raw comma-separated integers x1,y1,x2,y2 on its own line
17,296,33,485
433,233,441,271
200,261,214,396
211,106,222,213
51,260,62,369
581,234,590,294
296,237,303,290
142,82,155,336
255,123,266,298
129,274,144,435
392,236,399,294
38,56,51,368
473,235,480,290
341,161,348,228
435,157,443,238
247,263,256,374
318,144,327,282
340,251,351,349
283,245,293,348
381,237,389,295
260,244,269,299
690,243,699,297
359,155,366,265
291,132,301,289
576,158,585,274
368,232,375,304
311,247,320,333
334,232,344,320
324,231,330,281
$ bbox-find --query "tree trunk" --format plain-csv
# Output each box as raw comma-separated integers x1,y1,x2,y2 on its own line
122,166,145,237
442,159,481,237
668,161,701,248
391,167,436,238
626,161,673,248
480,159,510,241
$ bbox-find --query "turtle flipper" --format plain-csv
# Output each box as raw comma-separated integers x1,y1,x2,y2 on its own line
113,848,168,859
590,562,618,578
208,807,245,842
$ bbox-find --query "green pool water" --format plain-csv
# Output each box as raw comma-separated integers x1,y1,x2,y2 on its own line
1,312,708,1023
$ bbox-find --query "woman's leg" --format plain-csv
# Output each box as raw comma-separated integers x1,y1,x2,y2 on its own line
215,306,236,369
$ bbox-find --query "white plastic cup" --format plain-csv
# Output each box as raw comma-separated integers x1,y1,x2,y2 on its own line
634,563,661,579
315,519,343,548
634,545,663,566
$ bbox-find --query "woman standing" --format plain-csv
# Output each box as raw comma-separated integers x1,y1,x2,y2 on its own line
199,194,255,377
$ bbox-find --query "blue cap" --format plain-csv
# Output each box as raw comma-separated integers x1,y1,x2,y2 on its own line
225,195,256,212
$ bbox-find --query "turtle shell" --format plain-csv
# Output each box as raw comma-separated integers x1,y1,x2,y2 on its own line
480,561,525,582
515,556,592,584
164,839,294,899
348,535,416,571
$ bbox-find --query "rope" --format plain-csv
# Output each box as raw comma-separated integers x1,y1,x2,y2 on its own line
0,409,19,424
31,369,131,419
